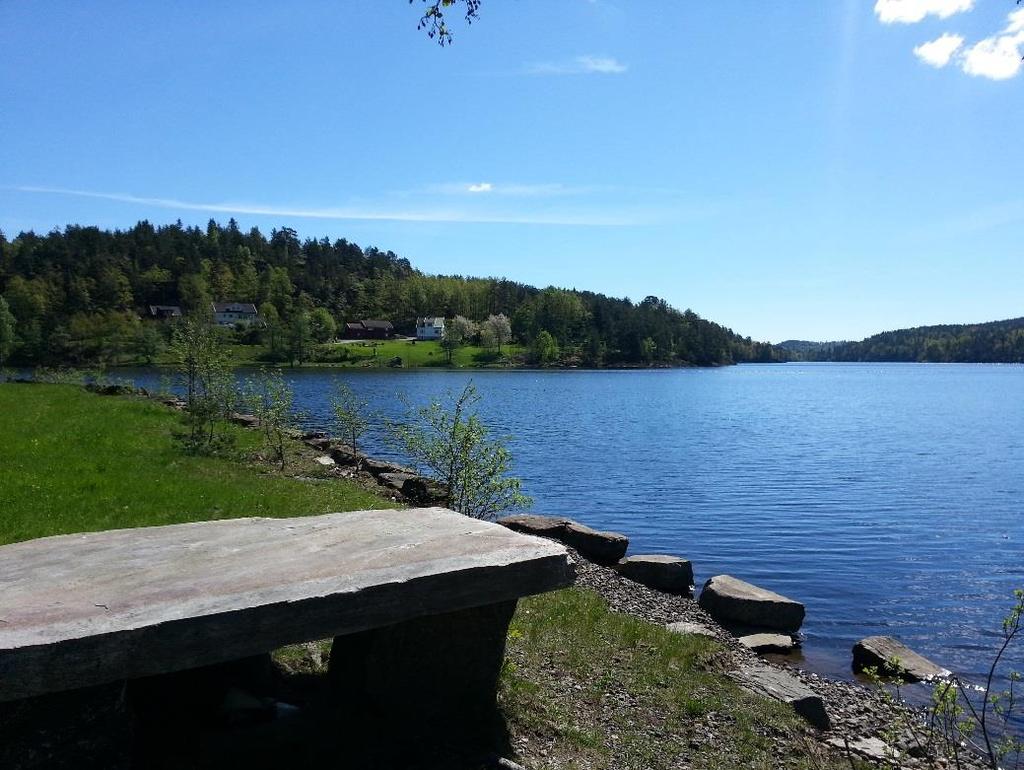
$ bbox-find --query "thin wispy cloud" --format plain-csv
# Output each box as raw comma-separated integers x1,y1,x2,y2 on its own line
526,55,627,75
913,32,965,67
429,181,603,197
874,0,973,24
9,185,638,227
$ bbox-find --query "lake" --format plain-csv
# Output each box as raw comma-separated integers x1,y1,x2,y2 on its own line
128,363,1024,692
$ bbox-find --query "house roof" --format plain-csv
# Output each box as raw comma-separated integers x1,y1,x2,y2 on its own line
212,302,258,314
416,317,445,326
360,319,393,330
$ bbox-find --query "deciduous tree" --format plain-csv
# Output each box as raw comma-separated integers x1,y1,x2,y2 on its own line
391,382,530,519
331,381,370,453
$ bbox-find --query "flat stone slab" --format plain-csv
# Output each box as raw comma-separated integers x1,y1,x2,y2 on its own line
498,514,628,565
852,635,951,682
0,508,575,702
738,633,796,654
665,621,718,639
615,554,693,594
826,736,898,763
735,665,831,730
498,514,571,538
699,575,805,634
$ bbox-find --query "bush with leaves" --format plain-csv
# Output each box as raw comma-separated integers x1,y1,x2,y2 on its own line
242,369,296,470
170,318,235,453
390,381,531,519
330,381,370,453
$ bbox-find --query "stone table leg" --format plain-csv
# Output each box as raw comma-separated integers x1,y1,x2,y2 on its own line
328,600,517,740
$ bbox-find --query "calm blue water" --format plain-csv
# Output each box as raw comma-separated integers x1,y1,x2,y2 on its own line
126,363,1024,690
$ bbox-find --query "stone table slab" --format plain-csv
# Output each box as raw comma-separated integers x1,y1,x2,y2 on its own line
0,507,575,702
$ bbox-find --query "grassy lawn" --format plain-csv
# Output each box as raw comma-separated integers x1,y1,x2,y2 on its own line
0,383,394,545
146,339,526,369
315,339,525,368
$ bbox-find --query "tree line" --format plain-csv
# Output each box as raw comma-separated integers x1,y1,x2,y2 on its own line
0,219,783,367
799,317,1024,363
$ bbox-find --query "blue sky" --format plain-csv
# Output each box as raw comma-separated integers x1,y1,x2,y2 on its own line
1,1,1021,342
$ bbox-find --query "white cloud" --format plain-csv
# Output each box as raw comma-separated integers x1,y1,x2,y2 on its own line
527,55,627,75
11,185,637,226
467,182,493,193
913,33,964,67
874,0,973,24
960,10,1024,80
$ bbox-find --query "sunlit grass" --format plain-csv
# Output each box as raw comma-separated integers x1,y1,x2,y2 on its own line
0,384,395,545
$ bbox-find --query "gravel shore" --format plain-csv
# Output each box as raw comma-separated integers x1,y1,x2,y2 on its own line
570,550,988,769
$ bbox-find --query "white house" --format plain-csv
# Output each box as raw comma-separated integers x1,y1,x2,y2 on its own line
212,302,259,327
416,316,445,340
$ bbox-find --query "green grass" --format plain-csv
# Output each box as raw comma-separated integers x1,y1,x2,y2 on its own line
501,589,862,770
315,339,525,368
148,340,526,369
0,383,395,545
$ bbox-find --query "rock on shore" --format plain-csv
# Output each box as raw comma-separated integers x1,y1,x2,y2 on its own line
497,514,628,565
567,548,989,768
614,554,693,594
698,574,805,634
852,636,951,683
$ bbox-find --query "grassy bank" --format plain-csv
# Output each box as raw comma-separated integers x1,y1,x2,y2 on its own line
501,589,856,770
142,339,527,369
0,383,394,545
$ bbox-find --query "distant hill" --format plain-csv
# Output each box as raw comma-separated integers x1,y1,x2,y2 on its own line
804,317,1024,363
776,340,845,354
0,220,785,368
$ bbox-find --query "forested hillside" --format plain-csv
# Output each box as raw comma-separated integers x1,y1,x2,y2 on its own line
804,317,1024,363
0,219,781,367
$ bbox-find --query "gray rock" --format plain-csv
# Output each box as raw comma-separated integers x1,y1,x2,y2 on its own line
400,476,449,506
379,472,415,491
615,554,693,594
314,455,336,467
852,636,951,682
665,621,717,639
497,515,628,564
361,456,416,478
498,514,571,538
826,736,898,763
738,633,795,654
0,507,575,702
561,521,628,565
328,444,365,466
735,665,831,730
699,575,805,634
228,412,260,428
